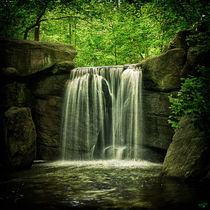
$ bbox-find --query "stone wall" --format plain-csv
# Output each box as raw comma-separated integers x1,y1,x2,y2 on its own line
0,39,76,168
138,37,187,161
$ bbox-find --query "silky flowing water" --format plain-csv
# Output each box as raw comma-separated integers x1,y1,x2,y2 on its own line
61,65,143,160
0,160,209,210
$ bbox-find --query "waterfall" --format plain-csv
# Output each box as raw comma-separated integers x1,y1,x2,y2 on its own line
61,65,142,160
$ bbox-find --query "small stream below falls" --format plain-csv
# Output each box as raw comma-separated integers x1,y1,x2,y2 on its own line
0,160,209,210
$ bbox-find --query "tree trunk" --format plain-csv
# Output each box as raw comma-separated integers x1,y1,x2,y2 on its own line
74,23,77,48
24,30,29,40
114,45,117,65
35,23,40,41
69,23,72,44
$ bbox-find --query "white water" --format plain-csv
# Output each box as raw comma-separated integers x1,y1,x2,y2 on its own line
61,65,142,160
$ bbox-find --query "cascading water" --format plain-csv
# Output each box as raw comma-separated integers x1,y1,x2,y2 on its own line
61,65,142,160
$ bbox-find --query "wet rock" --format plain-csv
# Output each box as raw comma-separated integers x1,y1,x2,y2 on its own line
4,107,36,169
0,38,77,76
162,115,209,179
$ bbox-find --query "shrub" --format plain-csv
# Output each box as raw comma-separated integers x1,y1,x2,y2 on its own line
168,66,209,134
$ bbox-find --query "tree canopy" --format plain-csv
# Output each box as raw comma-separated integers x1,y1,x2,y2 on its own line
0,0,209,66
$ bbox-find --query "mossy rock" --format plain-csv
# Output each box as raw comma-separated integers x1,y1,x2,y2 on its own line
139,48,186,91
4,106,37,169
162,115,209,179
0,38,77,77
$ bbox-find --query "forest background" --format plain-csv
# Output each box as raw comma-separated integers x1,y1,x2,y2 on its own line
0,0,209,67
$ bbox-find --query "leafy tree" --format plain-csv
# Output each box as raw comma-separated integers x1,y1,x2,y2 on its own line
1,0,208,67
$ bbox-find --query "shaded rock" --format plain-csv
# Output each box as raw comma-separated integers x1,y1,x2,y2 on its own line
162,115,209,179
140,48,186,91
2,67,17,76
181,47,210,77
33,97,63,160
164,30,190,52
31,74,69,98
0,38,77,76
0,82,32,109
4,107,36,169
51,61,75,75
141,90,174,161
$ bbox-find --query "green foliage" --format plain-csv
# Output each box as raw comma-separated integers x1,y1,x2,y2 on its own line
186,31,210,51
155,0,210,29
38,1,184,66
168,66,209,131
198,202,208,208
0,0,208,66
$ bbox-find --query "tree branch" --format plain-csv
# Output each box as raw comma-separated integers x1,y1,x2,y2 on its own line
40,16,74,22
24,0,51,40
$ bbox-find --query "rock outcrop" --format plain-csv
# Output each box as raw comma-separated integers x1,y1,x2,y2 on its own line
4,107,36,169
0,39,76,167
138,45,187,161
162,116,209,179
140,48,186,91
161,27,210,179
0,39,76,76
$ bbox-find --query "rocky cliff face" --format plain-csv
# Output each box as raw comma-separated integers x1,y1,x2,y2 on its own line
0,39,76,168
138,29,209,165
138,35,188,162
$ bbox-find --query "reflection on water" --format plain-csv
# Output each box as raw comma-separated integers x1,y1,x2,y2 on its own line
0,160,209,209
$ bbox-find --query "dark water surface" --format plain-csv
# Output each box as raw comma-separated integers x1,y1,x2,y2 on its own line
0,160,209,210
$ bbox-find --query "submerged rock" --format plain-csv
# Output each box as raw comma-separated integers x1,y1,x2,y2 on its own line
162,115,209,179
4,106,36,169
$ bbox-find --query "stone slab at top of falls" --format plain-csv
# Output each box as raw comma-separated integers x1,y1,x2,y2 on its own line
0,38,77,77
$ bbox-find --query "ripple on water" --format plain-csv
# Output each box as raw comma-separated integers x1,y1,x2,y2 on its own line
1,160,209,210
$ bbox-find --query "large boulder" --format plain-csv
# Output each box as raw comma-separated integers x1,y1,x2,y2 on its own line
4,107,36,169
140,48,186,91
164,30,190,52
0,39,77,76
162,116,209,179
